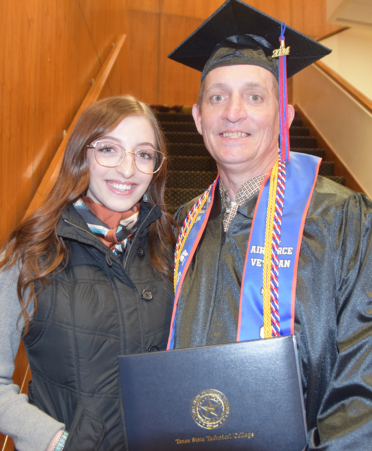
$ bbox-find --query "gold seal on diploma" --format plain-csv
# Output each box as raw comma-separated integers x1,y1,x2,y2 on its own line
191,389,230,429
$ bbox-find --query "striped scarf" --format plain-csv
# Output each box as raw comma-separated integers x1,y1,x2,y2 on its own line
74,197,140,255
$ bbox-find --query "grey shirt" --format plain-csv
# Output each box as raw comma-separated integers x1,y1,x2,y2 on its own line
0,263,64,451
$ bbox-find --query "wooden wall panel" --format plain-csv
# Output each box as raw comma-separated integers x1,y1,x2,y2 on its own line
292,0,343,39
130,0,160,13
159,14,204,105
0,0,128,248
247,0,292,23
79,0,128,96
32,0,101,208
161,0,225,19
126,8,160,103
0,0,37,246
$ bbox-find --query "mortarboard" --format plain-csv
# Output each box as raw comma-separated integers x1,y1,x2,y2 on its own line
168,0,331,82
168,0,332,162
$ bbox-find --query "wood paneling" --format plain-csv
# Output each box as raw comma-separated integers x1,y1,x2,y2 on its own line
292,0,343,39
79,0,128,96
0,0,37,247
127,8,160,103
247,0,291,23
0,0,128,247
161,0,225,19
130,0,160,13
32,0,101,209
28,35,127,216
159,14,203,105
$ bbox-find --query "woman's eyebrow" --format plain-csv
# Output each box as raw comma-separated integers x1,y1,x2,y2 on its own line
135,142,156,148
100,137,155,148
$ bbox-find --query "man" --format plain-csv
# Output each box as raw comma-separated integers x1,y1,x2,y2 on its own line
167,0,372,449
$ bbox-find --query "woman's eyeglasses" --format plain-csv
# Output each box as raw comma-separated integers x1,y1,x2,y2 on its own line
87,140,166,174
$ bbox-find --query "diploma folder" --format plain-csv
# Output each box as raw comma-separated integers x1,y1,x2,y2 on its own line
118,335,307,451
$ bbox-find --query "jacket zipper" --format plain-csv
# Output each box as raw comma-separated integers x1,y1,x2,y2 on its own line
63,219,119,262
123,206,155,270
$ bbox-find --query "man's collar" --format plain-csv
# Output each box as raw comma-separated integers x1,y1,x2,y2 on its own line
219,174,266,209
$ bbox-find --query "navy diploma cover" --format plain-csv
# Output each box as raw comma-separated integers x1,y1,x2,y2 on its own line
118,336,307,450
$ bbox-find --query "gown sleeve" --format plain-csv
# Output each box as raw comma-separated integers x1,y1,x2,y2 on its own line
307,192,372,450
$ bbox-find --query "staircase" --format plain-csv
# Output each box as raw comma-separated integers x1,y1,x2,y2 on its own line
153,108,345,214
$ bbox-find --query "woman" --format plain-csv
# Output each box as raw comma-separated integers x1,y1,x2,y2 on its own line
0,96,176,450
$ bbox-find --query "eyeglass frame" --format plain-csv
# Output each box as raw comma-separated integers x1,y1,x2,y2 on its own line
87,140,166,174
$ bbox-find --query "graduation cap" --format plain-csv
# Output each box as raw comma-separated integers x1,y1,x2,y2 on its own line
168,0,331,81
168,0,331,162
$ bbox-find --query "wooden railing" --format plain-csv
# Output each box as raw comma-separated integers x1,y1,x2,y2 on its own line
315,61,372,115
1,34,126,451
315,26,372,115
25,34,126,219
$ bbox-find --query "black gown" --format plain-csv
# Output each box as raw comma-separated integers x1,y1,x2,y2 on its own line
173,176,372,450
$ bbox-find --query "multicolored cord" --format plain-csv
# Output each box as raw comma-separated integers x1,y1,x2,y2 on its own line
174,182,214,293
263,22,290,338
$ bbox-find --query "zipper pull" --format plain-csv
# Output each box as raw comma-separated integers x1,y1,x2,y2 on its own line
222,231,227,245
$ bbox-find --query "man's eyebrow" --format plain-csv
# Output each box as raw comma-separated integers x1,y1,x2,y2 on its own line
206,81,265,92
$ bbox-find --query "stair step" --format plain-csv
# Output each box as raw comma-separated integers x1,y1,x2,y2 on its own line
165,132,204,144
290,136,317,148
291,117,303,127
167,205,182,215
319,161,334,176
167,171,217,189
161,122,198,132
156,112,195,122
169,156,217,172
167,143,210,156
289,126,309,137
165,188,207,206
292,148,325,159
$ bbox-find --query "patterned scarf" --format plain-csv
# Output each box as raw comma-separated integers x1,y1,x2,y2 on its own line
74,196,140,255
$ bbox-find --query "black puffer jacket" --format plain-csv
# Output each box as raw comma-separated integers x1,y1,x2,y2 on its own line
23,202,174,450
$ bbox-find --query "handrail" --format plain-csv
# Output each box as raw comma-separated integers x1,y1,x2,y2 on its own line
25,33,126,218
316,26,348,42
315,60,372,115
1,34,126,451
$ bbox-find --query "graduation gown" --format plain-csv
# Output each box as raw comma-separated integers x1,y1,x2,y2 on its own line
173,176,372,450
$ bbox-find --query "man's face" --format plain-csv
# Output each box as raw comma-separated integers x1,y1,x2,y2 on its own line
192,65,285,178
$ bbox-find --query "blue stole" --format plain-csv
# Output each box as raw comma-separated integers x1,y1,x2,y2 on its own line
168,153,321,350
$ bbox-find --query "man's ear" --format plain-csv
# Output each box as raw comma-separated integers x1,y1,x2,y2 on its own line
287,104,295,127
192,104,203,135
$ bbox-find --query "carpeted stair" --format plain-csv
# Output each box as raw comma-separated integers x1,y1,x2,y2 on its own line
154,109,345,214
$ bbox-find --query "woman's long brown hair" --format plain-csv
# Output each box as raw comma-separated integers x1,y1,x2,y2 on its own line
0,96,176,334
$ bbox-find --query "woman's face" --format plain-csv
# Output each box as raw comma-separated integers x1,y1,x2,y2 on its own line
86,115,154,212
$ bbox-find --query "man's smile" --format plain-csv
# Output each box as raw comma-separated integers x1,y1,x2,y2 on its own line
220,131,250,138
